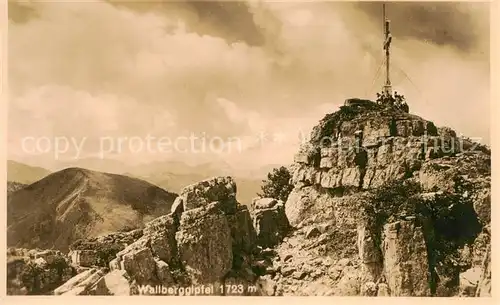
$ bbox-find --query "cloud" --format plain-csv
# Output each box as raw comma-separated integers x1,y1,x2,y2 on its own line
8,0,490,171
8,0,39,23
107,0,271,46
350,2,489,56
9,1,271,134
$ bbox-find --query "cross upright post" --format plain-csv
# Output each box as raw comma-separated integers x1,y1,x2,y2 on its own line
383,4,392,99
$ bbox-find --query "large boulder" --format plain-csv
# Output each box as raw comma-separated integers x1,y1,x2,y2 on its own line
381,220,430,296
69,250,98,267
475,244,491,297
121,247,157,284
54,268,105,295
357,225,383,284
285,186,364,229
227,205,257,255
177,176,238,214
332,266,361,295
252,198,290,248
33,250,61,264
143,215,178,265
285,187,315,227
111,236,157,285
100,270,131,295
175,202,233,285
155,258,175,285
459,267,482,297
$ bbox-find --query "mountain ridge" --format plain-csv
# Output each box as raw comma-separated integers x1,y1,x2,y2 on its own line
7,167,178,251
7,160,51,184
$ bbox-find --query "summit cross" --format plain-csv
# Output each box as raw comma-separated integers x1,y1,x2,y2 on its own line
383,3,393,97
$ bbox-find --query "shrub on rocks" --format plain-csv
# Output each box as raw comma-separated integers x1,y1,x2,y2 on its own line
258,167,294,202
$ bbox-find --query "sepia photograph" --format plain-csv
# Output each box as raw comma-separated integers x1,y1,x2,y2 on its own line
5,0,491,298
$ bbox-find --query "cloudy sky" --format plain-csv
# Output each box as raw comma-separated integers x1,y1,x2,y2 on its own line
8,0,490,172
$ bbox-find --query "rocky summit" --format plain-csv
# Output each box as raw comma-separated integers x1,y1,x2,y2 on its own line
7,100,491,297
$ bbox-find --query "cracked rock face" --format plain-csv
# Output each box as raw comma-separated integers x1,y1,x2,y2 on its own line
144,215,178,265
279,101,490,296
252,198,290,248
381,220,430,296
228,205,257,254
176,202,233,285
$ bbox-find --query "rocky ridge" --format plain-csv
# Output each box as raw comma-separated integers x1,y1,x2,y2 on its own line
7,99,491,296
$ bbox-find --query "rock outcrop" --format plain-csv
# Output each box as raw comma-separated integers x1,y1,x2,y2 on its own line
53,268,106,295
381,220,430,296
252,198,290,248
7,248,75,295
274,100,490,296
475,244,491,297
176,202,233,285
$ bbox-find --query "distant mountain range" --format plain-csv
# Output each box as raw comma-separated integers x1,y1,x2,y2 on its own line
131,162,278,205
51,157,280,180
133,171,264,205
7,167,177,251
23,157,281,204
7,160,51,184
